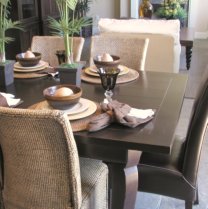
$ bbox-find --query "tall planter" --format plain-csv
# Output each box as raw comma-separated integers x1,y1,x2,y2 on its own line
0,60,15,87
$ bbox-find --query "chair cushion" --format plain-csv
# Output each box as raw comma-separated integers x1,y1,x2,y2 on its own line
80,158,108,209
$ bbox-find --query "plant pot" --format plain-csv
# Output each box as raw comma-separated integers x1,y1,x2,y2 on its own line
0,60,15,87
57,62,83,87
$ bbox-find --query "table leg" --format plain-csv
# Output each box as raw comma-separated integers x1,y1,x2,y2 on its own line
109,150,142,209
186,46,193,70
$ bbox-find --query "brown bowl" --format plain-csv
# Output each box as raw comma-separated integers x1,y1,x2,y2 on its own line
43,84,82,110
93,55,120,69
16,52,41,67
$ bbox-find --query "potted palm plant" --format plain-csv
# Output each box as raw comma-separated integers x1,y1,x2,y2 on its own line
48,0,92,86
0,0,23,87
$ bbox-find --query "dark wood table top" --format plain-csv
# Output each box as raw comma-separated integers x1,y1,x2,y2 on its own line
180,27,195,47
1,70,188,209
1,71,188,155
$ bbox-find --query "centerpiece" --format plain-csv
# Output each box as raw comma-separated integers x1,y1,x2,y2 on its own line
48,0,92,86
0,0,23,87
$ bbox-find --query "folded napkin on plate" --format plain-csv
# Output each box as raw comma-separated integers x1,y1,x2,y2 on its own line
88,100,155,132
0,92,22,107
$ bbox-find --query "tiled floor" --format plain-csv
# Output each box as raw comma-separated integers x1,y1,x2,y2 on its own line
135,39,208,209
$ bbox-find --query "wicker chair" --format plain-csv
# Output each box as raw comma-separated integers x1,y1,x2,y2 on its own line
90,33,149,71
138,71,208,209
0,108,108,209
31,36,85,67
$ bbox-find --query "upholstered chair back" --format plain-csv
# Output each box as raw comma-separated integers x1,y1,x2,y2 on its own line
182,71,208,185
90,33,149,71
98,18,181,73
0,108,82,209
31,36,85,67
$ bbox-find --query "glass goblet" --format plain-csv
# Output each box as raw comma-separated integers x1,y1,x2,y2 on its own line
97,67,120,103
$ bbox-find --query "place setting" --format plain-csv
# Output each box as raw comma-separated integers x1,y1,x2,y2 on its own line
28,84,101,132
24,53,154,133
85,54,155,132
81,53,140,84
14,50,57,79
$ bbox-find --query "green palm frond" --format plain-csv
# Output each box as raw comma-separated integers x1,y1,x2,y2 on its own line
0,0,9,6
0,0,23,61
0,36,14,44
4,19,23,31
67,17,92,35
48,16,92,36
48,16,64,36
48,0,92,64
55,0,78,11
66,0,78,10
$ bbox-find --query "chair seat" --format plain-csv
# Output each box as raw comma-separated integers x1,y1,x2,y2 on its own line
80,158,108,209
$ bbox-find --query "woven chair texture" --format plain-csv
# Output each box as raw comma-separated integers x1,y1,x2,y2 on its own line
31,36,85,67
90,33,149,71
0,107,108,209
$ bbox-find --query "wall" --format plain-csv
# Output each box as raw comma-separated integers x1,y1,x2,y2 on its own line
88,0,119,34
189,0,208,38
88,0,119,19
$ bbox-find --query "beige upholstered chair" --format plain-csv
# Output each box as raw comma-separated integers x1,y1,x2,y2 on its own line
31,36,85,67
90,33,149,71
0,107,108,209
98,18,181,73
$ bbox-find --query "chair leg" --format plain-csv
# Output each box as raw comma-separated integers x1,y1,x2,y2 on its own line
194,187,199,205
185,201,193,209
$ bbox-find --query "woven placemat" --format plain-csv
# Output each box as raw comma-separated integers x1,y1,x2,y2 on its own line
14,72,48,79
14,62,51,79
29,100,102,132
81,68,139,84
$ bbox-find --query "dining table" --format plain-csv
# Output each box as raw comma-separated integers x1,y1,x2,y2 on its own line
0,70,188,209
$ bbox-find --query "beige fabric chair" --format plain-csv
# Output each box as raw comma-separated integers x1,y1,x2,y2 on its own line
0,107,108,209
98,18,181,73
31,36,85,67
90,33,149,71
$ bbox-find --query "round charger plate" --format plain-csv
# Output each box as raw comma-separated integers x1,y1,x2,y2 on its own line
89,65,125,73
29,98,97,121
14,60,48,72
63,98,89,116
85,65,129,77
68,99,97,120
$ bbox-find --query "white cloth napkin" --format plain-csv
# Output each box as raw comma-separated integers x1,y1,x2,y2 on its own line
0,92,22,107
128,108,155,119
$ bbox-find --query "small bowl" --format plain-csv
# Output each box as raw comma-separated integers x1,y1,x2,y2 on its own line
16,52,41,67
93,55,120,69
43,84,82,110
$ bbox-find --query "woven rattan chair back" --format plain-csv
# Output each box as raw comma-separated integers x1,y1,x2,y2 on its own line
31,36,85,67
90,33,149,71
0,107,82,209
